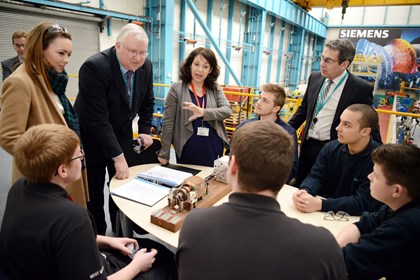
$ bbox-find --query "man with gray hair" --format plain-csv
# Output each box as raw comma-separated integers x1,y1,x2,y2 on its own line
75,23,155,234
288,38,382,188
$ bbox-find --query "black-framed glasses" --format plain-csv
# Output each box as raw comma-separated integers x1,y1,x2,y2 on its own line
48,23,68,33
323,211,350,221
69,151,85,162
320,55,339,65
55,150,85,176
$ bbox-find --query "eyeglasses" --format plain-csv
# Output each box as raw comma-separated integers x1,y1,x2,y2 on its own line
120,42,148,58
14,44,25,49
69,151,85,162
47,23,68,33
320,55,340,65
323,211,350,221
55,150,85,176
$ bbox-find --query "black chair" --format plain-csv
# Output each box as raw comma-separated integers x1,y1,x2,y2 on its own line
115,138,162,237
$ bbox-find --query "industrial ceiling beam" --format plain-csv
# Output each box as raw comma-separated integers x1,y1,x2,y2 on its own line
304,0,420,9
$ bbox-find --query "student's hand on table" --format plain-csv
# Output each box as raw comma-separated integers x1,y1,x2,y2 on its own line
132,248,158,273
293,190,322,213
113,154,130,179
138,134,153,149
292,189,308,209
299,194,322,213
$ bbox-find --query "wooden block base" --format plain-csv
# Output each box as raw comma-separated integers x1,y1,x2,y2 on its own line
150,179,231,232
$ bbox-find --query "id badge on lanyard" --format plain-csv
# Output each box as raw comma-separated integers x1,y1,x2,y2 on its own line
197,126,210,136
191,83,209,137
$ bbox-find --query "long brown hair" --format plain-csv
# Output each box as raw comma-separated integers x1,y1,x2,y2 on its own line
24,22,71,93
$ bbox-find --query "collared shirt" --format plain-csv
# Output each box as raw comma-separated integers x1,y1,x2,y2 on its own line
309,70,349,141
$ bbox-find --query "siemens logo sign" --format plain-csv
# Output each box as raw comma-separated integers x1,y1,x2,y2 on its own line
340,29,389,39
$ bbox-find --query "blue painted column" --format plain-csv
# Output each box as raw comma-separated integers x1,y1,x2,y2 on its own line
224,0,234,85
265,15,276,83
276,21,286,83
311,36,324,72
206,0,213,49
242,6,266,87
288,26,304,90
303,33,312,81
146,0,174,109
179,0,187,63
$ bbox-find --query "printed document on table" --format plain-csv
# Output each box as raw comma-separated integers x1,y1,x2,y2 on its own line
111,178,169,207
137,165,193,188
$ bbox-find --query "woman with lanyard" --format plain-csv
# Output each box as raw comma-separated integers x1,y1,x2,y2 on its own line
158,47,232,167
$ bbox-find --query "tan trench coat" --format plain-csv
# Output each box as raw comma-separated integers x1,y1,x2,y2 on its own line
0,66,89,207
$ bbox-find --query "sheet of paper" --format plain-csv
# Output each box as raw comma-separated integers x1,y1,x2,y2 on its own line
137,165,193,187
111,178,169,207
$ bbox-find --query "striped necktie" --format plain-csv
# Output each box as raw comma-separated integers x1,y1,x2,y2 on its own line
125,70,134,109
320,79,334,103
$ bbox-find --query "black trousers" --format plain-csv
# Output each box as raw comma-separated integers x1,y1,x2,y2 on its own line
85,154,119,235
295,138,330,188
102,238,178,280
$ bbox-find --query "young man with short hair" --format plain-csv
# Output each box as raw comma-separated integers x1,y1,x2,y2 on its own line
336,144,420,279
0,124,176,280
237,84,298,181
176,121,346,280
292,104,382,215
1,30,27,80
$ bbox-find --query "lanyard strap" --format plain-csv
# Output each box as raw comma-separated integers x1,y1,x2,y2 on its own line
190,83,206,108
315,71,348,116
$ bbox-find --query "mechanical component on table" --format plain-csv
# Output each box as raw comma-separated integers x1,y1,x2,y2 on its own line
168,176,208,212
212,155,229,183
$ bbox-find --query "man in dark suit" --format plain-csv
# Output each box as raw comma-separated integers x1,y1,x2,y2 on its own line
1,31,27,81
288,38,381,188
75,23,155,235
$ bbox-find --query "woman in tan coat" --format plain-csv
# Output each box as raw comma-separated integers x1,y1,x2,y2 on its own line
0,22,88,207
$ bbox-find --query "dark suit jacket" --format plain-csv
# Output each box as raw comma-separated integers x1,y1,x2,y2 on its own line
289,70,382,144
1,56,21,81
74,47,155,162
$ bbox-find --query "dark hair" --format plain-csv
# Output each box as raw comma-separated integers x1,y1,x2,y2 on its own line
260,84,286,108
179,47,220,91
371,144,420,199
25,22,71,93
325,38,355,64
345,104,378,133
230,121,294,193
12,30,27,43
